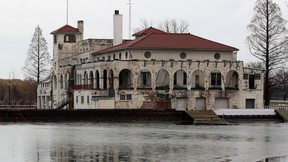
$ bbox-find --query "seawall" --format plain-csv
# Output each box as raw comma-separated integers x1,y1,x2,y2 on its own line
0,109,193,123
0,109,283,124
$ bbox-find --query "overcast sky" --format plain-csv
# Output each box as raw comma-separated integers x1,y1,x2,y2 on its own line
0,0,287,79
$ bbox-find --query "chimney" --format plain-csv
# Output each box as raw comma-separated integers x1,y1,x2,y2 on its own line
113,10,123,46
77,20,84,40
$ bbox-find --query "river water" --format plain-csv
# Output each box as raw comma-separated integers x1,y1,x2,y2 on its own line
0,122,287,162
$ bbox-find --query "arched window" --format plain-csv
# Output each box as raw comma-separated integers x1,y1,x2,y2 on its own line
95,70,100,89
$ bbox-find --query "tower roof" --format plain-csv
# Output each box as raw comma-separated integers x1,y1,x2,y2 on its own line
50,25,81,34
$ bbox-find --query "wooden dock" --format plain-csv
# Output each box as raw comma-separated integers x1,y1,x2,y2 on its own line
185,110,227,125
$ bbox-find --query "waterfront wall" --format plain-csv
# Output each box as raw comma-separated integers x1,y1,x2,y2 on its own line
0,109,192,123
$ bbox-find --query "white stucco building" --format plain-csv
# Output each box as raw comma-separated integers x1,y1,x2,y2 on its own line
37,80,51,109
37,10,265,110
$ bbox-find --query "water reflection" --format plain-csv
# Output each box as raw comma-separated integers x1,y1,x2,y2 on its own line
49,138,191,161
261,155,288,162
0,123,288,162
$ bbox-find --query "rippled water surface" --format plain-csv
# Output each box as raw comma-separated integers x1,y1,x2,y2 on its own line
0,122,288,162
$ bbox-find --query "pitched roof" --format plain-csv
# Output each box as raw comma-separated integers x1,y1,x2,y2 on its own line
50,25,81,34
95,27,238,54
132,27,166,37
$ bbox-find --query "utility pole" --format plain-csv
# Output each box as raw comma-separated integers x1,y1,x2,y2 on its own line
8,76,11,108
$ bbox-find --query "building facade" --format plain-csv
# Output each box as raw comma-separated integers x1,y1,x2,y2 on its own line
37,11,264,110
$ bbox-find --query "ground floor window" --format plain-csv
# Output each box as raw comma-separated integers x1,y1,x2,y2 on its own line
120,94,132,101
81,96,84,104
196,98,206,110
246,99,255,109
215,98,229,109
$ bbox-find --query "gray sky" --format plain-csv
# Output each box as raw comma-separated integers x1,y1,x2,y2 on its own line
0,0,287,79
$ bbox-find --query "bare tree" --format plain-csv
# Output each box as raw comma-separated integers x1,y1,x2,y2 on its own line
178,19,190,33
245,61,265,69
271,67,288,101
158,18,189,33
0,79,37,106
246,0,288,106
23,25,51,83
134,18,190,33
273,68,288,85
133,18,155,33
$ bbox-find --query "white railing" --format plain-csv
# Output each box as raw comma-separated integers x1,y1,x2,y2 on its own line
264,106,288,110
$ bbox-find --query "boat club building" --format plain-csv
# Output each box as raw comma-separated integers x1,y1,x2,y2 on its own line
37,10,265,110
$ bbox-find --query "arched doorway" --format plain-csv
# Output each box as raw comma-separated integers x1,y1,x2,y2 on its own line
226,70,239,90
119,69,133,89
192,70,205,89
109,70,115,97
173,70,187,90
84,71,88,89
95,70,100,89
89,71,94,89
103,70,108,90
156,69,170,90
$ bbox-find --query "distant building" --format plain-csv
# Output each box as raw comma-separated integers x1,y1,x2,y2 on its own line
37,10,265,110
37,80,51,109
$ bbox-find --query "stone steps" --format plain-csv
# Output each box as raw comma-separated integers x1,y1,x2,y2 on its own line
185,110,227,125
275,109,288,122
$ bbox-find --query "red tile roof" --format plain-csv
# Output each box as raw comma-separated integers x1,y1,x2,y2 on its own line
132,27,166,37
50,25,81,34
95,27,238,54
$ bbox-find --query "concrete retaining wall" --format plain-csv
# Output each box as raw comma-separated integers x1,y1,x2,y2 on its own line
0,109,192,123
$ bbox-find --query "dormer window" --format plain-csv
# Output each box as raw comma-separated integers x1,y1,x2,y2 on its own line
64,34,76,43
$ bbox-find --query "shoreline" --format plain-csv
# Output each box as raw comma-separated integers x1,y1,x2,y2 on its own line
0,109,283,124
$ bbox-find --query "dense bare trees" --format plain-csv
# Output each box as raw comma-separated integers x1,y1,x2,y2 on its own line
134,18,190,33
23,26,51,83
246,0,288,106
0,79,37,106
245,61,265,69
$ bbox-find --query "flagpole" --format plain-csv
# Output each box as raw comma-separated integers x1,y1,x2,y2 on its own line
66,0,69,24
